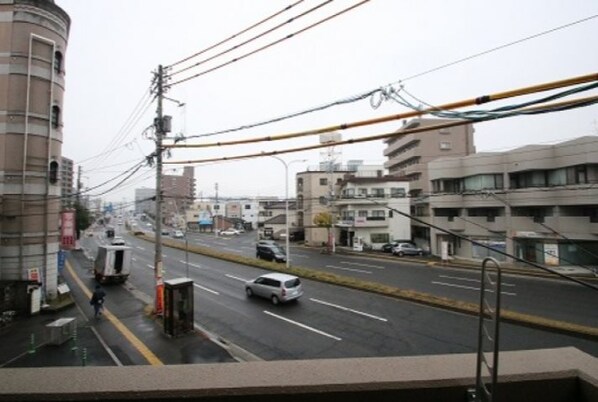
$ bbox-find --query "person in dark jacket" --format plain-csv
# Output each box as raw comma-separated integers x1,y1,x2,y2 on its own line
90,284,106,318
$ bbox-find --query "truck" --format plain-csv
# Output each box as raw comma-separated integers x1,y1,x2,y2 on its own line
93,245,132,284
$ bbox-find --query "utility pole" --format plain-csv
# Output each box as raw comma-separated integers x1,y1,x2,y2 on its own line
76,166,82,206
153,64,167,315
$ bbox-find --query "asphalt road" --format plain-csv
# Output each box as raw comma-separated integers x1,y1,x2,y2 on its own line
81,226,598,360
181,229,598,328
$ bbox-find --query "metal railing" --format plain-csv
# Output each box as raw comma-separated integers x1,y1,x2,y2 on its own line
469,257,502,402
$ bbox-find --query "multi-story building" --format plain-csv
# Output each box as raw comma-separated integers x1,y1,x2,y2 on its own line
384,118,476,249
427,136,598,266
135,187,155,215
0,0,70,301
296,163,386,246
162,166,195,224
258,200,297,240
240,199,259,229
60,156,74,207
225,202,242,219
336,176,411,249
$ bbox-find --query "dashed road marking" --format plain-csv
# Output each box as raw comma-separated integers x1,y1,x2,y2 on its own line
432,281,517,296
326,265,372,274
193,283,219,295
310,298,388,322
264,311,341,341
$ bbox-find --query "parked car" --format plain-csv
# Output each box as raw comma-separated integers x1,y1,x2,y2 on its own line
245,273,303,305
256,244,286,263
381,241,416,253
392,242,424,257
220,228,239,236
172,230,184,238
111,236,126,246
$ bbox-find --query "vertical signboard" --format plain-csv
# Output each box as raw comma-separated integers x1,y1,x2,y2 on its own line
61,210,76,250
544,243,559,266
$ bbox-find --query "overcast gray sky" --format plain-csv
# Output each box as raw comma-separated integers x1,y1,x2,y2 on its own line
57,0,598,205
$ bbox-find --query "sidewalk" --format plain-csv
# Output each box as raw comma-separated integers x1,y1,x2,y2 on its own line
0,250,236,368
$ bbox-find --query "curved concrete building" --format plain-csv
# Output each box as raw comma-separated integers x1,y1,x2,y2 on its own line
0,0,70,301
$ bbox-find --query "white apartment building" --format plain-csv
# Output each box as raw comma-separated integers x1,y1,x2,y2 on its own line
296,163,396,247
336,177,411,250
427,136,598,267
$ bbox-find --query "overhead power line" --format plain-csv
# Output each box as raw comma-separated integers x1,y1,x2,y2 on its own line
170,0,333,78
174,14,598,142
402,14,598,82
164,73,598,150
164,95,598,165
167,0,305,69
168,0,371,87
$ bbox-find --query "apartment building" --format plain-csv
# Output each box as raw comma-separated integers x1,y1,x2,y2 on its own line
0,0,70,300
60,156,74,207
384,118,476,249
427,136,598,267
296,163,388,246
162,166,196,225
336,177,411,249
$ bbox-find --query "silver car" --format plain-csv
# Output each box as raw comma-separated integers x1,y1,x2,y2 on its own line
392,242,424,257
245,273,303,305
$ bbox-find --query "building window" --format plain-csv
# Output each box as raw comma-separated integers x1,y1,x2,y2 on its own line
54,51,63,74
51,105,60,128
370,188,385,198
244,204,251,209
213,205,220,210
440,141,452,150
370,233,390,243
49,161,59,184
371,210,386,218
390,187,406,198
319,196,328,205
320,178,328,186
358,210,368,217
357,188,368,198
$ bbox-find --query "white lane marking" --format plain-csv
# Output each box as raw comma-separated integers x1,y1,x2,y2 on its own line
310,298,388,322
432,281,517,296
195,242,209,246
222,247,240,253
226,274,248,282
241,246,254,250
163,254,168,258
132,257,137,262
146,264,153,270
264,311,341,341
292,254,310,258
340,261,384,269
438,274,516,287
326,265,372,274
193,283,219,295
179,261,202,269
136,246,146,250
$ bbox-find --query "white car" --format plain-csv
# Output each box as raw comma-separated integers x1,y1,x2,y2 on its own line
172,230,184,238
111,236,126,246
220,228,239,236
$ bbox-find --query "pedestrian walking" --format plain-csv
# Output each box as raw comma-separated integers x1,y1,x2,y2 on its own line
90,284,106,318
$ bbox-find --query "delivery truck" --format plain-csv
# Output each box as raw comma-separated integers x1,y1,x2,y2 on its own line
94,245,132,284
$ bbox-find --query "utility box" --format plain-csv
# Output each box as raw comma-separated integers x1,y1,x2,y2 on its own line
46,317,76,345
163,278,194,337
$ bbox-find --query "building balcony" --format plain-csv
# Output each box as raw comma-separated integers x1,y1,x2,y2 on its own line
336,216,388,228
